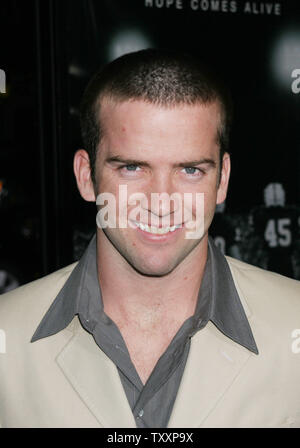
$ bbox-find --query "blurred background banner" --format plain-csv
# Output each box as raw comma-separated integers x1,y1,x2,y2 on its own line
0,0,299,293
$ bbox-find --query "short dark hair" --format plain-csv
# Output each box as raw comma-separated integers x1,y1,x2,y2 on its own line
79,48,233,184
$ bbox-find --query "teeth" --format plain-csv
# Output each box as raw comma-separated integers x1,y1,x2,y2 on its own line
134,222,181,234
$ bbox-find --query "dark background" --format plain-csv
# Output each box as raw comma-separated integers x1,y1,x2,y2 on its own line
0,0,299,292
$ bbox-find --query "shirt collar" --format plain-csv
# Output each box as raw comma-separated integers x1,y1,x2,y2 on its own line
31,234,258,354
31,234,102,342
208,238,258,354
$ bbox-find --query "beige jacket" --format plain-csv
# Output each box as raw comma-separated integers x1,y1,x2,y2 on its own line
0,257,300,428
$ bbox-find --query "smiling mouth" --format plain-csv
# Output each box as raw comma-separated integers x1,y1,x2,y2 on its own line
132,221,182,235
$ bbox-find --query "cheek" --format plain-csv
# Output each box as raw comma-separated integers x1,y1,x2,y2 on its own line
189,188,217,216
97,174,125,205
205,190,218,211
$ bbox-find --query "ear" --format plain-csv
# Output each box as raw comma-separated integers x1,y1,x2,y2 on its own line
216,152,231,205
73,149,96,202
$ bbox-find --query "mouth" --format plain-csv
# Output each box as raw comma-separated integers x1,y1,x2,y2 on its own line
131,220,183,235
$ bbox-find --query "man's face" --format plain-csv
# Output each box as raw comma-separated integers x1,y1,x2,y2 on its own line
89,99,230,276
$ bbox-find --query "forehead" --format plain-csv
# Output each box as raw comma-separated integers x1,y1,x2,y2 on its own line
98,98,221,161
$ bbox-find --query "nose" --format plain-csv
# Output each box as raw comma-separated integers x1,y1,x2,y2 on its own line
141,172,181,223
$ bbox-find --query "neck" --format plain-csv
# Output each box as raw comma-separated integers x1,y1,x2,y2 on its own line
96,230,208,328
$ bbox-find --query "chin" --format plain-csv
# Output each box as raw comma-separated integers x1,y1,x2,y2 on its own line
129,254,179,278
133,265,176,278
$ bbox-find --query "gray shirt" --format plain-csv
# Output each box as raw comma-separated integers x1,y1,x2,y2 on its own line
31,234,258,428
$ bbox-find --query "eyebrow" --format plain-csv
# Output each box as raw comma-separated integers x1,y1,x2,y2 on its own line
105,156,151,167
105,155,216,168
176,159,216,168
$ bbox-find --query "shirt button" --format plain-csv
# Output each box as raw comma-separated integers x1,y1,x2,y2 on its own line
138,409,144,418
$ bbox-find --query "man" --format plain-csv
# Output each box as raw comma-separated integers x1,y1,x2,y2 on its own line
1,49,300,428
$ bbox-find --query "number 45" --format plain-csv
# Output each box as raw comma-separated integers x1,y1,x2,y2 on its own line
264,218,291,248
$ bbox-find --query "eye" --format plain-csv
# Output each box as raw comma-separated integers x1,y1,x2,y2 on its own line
181,167,203,176
118,164,142,177
118,164,141,172
124,164,140,171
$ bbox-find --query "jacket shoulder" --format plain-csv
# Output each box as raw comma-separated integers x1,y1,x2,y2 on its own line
225,256,300,318
0,263,77,328
226,256,300,289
